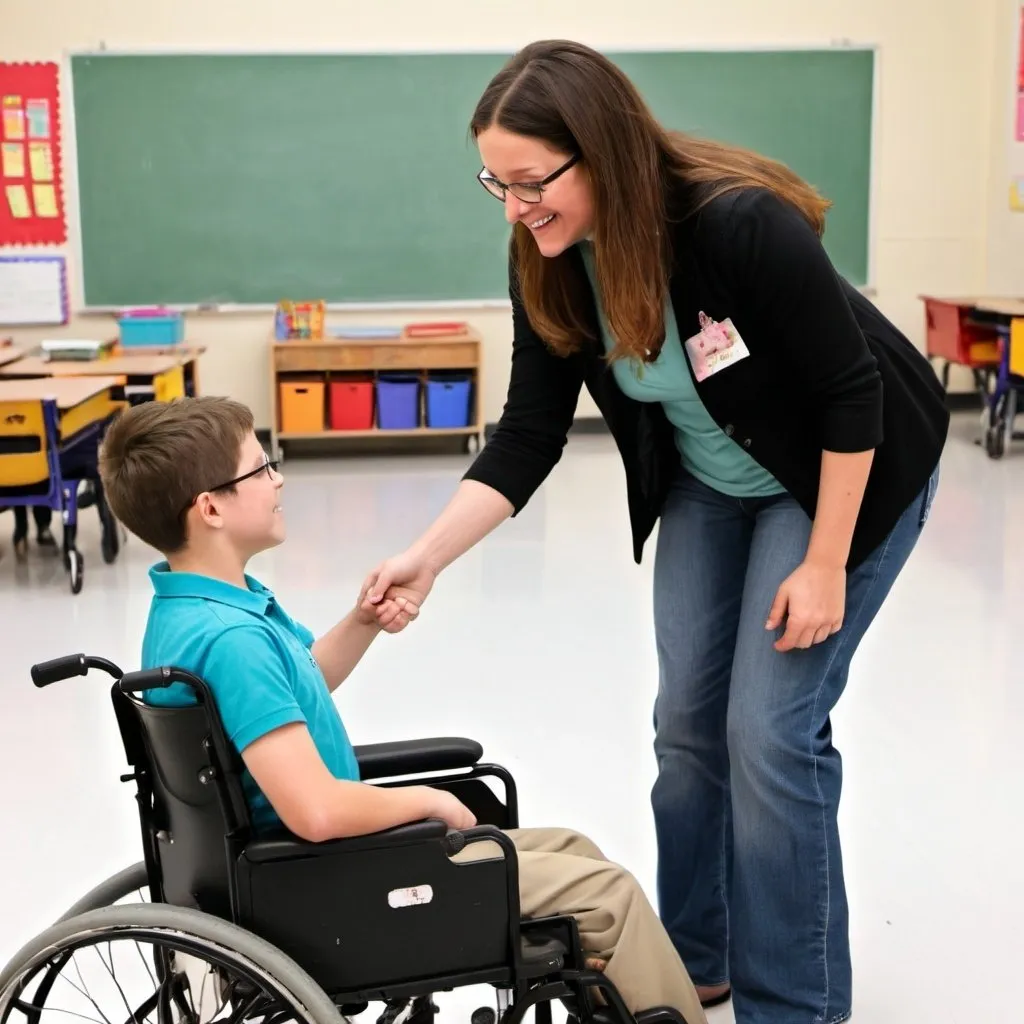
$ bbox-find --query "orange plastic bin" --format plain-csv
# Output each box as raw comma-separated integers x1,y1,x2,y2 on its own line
279,379,325,433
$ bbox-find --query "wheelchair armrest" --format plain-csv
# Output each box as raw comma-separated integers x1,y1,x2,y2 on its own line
243,818,448,863
354,737,484,780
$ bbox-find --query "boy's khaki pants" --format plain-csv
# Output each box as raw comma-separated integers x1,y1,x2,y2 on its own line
453,828,706,1024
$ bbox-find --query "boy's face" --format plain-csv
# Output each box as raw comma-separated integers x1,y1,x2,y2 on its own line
209,432,286,555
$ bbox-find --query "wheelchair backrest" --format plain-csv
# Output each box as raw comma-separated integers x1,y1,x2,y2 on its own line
112,685,252,920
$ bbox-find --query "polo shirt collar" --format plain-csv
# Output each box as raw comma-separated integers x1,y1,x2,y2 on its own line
148,561,275,615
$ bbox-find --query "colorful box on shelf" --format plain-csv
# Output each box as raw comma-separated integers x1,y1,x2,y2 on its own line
275,300,326,340
118,307,184,347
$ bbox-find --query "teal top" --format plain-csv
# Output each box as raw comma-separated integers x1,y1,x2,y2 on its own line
141,563,360,833
579,242,784,498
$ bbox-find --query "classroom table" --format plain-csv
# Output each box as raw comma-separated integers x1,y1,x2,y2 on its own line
0,346,204,402
921,295,1024,458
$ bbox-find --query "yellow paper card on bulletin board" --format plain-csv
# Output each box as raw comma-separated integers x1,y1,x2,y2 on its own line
28,142,53,181
1,142,25,178
1011,177,1024,212
5,183,31,218
2,96,25,140
32,183,58,217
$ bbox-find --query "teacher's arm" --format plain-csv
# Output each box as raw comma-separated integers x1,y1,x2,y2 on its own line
725,188,883,651
365,266,585,616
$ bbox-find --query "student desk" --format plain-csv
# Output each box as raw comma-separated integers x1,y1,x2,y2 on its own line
0,347,204,403
0,375,125,593
0,375,125,439
921,295,1024,458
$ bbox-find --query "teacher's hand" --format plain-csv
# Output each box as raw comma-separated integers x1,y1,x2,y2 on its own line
360,550,437,633
765,561,845,653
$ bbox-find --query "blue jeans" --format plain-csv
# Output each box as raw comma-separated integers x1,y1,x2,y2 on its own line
651,467,939,1024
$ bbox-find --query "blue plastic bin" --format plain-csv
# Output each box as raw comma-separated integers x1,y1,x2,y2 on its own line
425,374,472,428
118,314,184,347
377,374,420,429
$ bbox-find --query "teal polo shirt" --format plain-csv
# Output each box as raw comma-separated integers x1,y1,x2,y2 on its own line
579,241,784,498
141,563,360,833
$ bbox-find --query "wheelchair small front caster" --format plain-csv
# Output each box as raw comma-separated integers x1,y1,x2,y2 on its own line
471,1008,497,1024
378,997,437,1024
407,996,439,1024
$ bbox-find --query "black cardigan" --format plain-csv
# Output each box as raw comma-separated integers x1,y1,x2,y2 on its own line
463,186,949,570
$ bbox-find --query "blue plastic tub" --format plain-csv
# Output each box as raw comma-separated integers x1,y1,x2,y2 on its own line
118,314,184,347
377,374,420,429
425,374,472,428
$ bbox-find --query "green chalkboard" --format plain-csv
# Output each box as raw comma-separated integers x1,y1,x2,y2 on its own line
70,49,874,307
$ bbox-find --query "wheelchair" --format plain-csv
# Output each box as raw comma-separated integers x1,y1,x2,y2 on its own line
0,654,695,1024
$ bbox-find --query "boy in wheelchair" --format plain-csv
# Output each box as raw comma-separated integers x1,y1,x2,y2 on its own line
97,397,706,1024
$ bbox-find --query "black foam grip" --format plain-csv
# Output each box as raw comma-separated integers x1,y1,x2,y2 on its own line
118,668,173,693
31,654,87,688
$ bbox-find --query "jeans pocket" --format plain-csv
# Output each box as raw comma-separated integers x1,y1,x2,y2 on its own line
918,466,940,528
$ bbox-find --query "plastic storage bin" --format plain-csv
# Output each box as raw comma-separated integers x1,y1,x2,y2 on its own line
377,374,420,430
279,379,326,434
425,374,472,428
118,309,185,347
329,377,374,431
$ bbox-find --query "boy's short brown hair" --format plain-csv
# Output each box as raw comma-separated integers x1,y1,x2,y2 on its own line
99,396,254,554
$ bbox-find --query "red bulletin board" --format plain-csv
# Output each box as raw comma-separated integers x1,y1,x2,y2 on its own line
0,62,67,245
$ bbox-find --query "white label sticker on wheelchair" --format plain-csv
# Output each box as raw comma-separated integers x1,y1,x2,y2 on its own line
388,884,434,908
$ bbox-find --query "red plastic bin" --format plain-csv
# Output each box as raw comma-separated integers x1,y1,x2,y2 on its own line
329,377,375,430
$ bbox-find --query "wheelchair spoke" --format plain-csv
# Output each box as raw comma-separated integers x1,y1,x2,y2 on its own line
65,958,114,1024
91,945,137,1024
13,1000,115,1024
122,991,159,1024
222,990,262,1024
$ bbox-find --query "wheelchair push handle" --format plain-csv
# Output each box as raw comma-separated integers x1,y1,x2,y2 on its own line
31,654,122,687
118,665,210,697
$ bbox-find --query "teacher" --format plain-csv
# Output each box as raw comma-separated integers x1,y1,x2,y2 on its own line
363,40,948,1024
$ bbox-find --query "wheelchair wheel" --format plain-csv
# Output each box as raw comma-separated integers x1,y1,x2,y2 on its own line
56,862,149,922
0,903,345,1024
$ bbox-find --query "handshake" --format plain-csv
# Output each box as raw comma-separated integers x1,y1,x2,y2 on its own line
354,548,438,634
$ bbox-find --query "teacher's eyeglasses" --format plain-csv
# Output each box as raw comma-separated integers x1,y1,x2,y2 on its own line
477,153,580,204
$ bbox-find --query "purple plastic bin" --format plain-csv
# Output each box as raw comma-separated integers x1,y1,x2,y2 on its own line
376,374,420,429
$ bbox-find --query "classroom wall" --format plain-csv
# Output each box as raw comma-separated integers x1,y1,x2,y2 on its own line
985,1,1024,295
2,0,1001,426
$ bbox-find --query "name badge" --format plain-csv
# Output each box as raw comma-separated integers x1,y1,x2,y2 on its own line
684,312,750,382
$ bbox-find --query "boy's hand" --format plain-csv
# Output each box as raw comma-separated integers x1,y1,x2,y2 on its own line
423,788,477,830
355,585,419,632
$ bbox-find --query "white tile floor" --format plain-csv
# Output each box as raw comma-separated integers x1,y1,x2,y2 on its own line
0,412,1021,1024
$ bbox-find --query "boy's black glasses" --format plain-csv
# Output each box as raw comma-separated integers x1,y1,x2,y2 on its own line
477,153,580,204
208,458,280,493
179,458,279,520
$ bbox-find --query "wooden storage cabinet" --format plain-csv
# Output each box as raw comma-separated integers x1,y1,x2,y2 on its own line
269,330,484,458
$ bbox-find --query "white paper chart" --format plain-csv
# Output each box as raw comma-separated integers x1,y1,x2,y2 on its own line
0,255,68,325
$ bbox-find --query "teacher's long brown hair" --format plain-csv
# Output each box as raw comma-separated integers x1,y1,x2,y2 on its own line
470,40,830,363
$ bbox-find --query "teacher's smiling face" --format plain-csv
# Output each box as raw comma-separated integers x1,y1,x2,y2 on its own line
476,126,594,258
